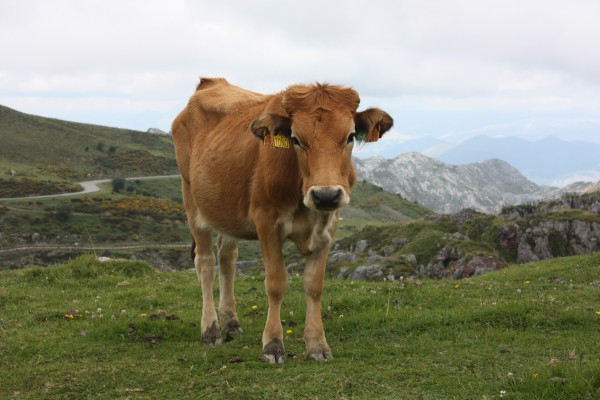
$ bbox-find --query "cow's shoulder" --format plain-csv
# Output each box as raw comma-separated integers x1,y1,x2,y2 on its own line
191,77,268,114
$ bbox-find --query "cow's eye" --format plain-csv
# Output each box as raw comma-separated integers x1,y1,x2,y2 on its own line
291,136,301,147
347,133,356,145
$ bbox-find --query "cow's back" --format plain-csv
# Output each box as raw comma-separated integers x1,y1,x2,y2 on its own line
173,78,267,178
172,78,274,239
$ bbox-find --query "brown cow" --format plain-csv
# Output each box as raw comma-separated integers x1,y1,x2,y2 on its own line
172,77,392,363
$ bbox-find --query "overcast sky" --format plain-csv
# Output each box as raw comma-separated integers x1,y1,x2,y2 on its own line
2,0,599,158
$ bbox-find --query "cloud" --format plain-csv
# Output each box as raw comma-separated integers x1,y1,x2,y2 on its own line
1,0,600,144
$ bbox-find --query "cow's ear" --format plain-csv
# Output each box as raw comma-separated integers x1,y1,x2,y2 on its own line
251,113,292,140
354,108,393,143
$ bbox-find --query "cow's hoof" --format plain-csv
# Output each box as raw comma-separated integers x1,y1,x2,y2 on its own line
306,351,334,361
223,320,243,342
306,341,333,361
220,312,243,334
201,321,222,345
260,338,286,364
224,319,243,334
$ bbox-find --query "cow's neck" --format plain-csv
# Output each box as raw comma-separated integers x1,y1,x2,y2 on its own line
285,206,337,257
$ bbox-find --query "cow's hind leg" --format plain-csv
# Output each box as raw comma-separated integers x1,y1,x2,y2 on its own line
191,226,220,345
217,234,242,338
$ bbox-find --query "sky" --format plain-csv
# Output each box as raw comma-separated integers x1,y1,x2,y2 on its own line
2,0,600,159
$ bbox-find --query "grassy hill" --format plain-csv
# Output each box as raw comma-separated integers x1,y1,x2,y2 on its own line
0,105,177,184
1,253,598,399
0,177,430,270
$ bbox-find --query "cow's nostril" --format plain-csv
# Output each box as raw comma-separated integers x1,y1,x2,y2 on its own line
311,188,343,210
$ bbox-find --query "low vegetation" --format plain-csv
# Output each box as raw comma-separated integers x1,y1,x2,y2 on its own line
0,178,82,198
0,179,189,250
0,178,426,271
1,253,599,399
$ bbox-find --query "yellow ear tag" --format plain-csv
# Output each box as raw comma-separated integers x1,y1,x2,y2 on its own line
273,134,290,149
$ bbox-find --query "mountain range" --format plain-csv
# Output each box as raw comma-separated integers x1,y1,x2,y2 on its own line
353,153,595,214
428,135,600,186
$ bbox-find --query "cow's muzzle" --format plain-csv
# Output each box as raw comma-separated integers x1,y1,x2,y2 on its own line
305,185,349,211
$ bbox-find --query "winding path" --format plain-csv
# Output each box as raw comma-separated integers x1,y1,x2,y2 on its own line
0,175,181,201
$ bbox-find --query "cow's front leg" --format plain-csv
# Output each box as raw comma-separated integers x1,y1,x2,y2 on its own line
256,219,287,364
303,248,333,361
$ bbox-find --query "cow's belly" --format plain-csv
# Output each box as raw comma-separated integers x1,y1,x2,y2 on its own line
190,164,258,240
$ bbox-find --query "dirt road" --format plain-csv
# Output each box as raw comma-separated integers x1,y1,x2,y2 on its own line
0,175,180,201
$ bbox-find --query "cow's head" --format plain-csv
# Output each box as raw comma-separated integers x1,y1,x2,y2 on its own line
252,84,393,212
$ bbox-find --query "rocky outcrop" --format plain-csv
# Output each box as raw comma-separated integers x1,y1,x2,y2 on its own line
332,209,599,280
516,220,600,263
441,255,505,279
502,191,600,218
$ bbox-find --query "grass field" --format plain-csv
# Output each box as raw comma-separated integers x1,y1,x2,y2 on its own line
1,253,599,399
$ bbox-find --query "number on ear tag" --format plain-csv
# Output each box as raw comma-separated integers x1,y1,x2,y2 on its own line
273,134,290,149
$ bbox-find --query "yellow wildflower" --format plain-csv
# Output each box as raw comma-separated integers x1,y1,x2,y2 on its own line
525,281,531,284
139,313,147,317
595,311,600,315
251,305,258,311
286,329,293,335
532,373,539,379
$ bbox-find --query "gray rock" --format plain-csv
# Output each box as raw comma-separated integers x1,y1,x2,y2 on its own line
391,237,410,247
451,232,468,241
337,267,350,279
236,260,257,271
354,240,369,254
349,264,384,281
403,254,418,265
329,251,357,263
517,234,539,263
383,247,396,257
366,253,384,263
444,255,505,279
515,219,600,263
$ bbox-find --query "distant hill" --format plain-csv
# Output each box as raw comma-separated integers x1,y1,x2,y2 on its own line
353,153,584,214
436,135,600,185
0,105,177,182
342,181,432,223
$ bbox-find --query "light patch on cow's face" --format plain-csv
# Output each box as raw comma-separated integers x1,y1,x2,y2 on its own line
290,113,356,212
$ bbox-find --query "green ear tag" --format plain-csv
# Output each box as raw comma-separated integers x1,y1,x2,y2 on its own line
356,131,367,142
273,134,290,149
